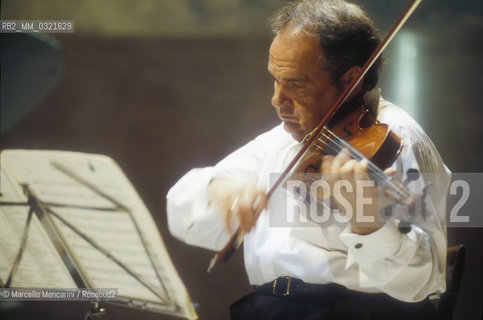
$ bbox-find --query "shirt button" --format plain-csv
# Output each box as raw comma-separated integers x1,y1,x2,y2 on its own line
354,243,363,249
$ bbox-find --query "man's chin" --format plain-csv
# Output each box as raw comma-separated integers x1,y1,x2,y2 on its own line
282,122,304,141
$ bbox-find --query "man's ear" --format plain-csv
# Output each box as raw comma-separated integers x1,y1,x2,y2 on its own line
341,66,362,90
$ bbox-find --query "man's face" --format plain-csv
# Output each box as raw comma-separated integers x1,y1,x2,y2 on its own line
268,27,343,141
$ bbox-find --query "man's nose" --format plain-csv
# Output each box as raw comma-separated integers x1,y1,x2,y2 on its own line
271,83,290,109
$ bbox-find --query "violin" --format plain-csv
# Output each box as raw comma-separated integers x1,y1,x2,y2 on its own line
289,102,420,208
295,101,402,175
207,0,424,272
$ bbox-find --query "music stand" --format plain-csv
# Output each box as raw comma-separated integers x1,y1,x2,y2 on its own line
0,149,197,320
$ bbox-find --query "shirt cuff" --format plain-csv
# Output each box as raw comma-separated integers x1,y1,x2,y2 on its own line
339,219,404,269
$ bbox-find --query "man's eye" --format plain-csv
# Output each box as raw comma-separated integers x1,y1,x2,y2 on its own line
292,83,304,89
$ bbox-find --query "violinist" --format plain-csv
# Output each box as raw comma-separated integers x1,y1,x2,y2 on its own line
167,0,450,319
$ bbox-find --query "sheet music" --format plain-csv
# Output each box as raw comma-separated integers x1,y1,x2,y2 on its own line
50,208,165,300
0,165,77,288
0,150,197,320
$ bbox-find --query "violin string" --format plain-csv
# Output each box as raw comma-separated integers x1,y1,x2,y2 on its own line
317,130,408,199
311,127,411,199
323,129,383,173
321,129,411,200
316,131,386,178
314,134,409,200
321,132,410,199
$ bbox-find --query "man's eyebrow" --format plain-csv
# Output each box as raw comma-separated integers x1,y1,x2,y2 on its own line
284,77,309,82
267,70,309,82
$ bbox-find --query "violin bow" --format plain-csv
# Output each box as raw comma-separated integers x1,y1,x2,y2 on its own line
207,0,422,273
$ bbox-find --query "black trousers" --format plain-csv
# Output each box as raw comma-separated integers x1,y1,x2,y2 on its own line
230,279,436,320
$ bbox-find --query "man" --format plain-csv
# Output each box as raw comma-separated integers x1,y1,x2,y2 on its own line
167,0,450,319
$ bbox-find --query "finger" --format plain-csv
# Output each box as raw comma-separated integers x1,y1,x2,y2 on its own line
332,148,351,173
224,195,240,232
249,191,268,229
239,212,257,233
321,155,334,174
321,155,337,187
339,159,358,187
237,191,264,233
237,210,250,233
340,159,358,173
252,191,268,218
354,159,371,181
224,211,232,232
224,214,232,232
354,158,369,174
384,167,396,177
236,197,250,233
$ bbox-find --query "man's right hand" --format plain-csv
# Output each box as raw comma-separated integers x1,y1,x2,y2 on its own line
208,178,267,234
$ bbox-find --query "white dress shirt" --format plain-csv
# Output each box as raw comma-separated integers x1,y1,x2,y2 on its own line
167,93,450,303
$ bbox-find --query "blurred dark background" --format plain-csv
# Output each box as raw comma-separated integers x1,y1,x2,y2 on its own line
1,0,482,319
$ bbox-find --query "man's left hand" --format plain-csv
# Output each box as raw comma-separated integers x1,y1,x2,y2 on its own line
320,148,395,235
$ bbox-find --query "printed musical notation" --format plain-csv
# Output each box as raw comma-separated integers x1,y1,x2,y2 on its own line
0,150,196,319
